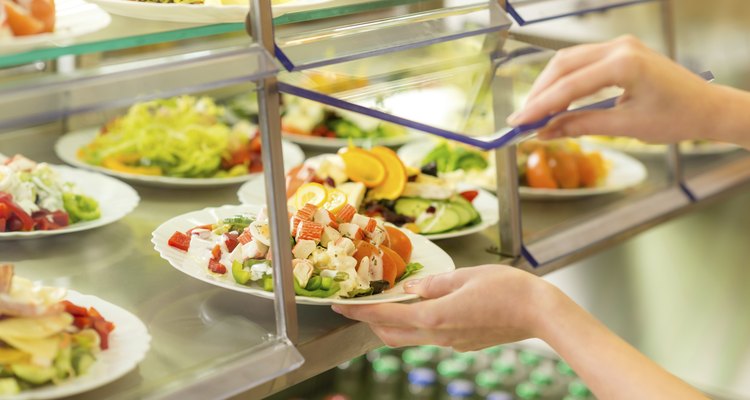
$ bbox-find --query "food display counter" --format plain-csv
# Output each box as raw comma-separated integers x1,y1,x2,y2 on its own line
2,0,750,399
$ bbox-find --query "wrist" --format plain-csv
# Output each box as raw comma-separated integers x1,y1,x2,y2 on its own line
704,85,750,147
527,279,574,342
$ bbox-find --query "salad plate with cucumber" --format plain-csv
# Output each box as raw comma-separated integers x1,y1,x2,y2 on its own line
152,204,455,305
237,146,500,240
0,154,139,240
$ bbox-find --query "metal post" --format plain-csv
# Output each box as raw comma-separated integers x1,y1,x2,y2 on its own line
659,0,683,184
495,145,523,258
248,1,299,343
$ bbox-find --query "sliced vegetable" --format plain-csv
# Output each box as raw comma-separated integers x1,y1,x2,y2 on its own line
62,193,101,223
168,231,191,251
398,262,424,282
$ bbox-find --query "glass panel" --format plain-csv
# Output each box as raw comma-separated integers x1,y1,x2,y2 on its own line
506,0,654,26
0,43,276,131
0,14,246,69
278,38,556,150
274,0,512,71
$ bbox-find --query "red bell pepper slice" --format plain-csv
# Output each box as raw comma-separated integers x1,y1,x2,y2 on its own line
61,300,89,317
0,194,34,231
208,259,227,274
168,231,191,251
459,190,479,203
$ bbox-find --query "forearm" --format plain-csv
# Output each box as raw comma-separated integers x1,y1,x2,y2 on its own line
706,85,750,150
534,285,708,400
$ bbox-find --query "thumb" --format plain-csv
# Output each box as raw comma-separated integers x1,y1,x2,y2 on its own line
404,271,463,299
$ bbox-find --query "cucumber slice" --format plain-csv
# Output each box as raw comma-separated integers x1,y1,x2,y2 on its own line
451,196,481,223
394,198,432,218
417,205,462,234
446,203,472,227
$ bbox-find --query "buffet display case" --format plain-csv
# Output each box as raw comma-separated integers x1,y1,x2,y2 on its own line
2,0,750,399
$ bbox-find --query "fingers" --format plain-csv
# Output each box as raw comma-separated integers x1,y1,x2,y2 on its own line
537,109,634,140
370,325,432,348
510,57,631,126
332,303,414,326
525,41,615,102
403,271,465,299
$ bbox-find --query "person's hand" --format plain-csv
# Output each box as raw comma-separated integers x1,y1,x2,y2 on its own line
507,35,722,143
331,265,562,351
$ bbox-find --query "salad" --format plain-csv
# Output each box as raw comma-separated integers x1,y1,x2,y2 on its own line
281,95,407,141
409,139,609,190
167,205,422,299
1,0,55,39
76,96,264,179
0,155,100,232
0,264,114,395
285,146,483,235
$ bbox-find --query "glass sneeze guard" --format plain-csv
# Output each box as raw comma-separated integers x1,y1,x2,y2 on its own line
506,0,655,26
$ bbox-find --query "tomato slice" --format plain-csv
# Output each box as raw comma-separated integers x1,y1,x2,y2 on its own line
208,259,227,274
61,300,89,317
168,231,191,251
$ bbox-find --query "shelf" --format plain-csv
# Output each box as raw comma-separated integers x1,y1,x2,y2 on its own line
0,43,276,131
506,0,655,26
0,0,483,69
274,0,511,71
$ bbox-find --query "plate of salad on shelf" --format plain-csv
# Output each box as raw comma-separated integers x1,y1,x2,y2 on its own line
152,204,455,305
278,95,421,149
0,0,111,54
238,145,500,240
0,264,150,398
397,139,648,200
55,96,304,189
0,154,139,240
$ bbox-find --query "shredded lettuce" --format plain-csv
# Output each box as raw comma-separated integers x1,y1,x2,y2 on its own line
78,96,254,178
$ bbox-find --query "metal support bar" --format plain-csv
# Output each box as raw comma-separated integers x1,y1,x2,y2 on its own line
248,0,299,344
495,145,523,258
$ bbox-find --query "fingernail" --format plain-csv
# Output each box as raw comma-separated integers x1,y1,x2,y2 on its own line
404,279,421,291
331,305,342,314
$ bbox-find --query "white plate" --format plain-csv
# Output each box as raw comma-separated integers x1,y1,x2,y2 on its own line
398,140,648,199
0,0,111,54
580,136,741,157
0,165,140,240
85,0,361,23
237,176,499,240
54,128,305,188
151,204,455,305
2,290,151,400
282,130,421,150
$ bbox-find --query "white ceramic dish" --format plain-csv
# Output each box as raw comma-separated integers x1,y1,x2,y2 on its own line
0,290,151,400
237,176,499,240
54,128,305,188
0,165,140,240
151,204,455,305
397,140,648,199
84,0,361,23
0,0,111,54
580,136,740,157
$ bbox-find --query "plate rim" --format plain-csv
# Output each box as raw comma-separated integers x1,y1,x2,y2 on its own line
0,164,140,240
151,204,456,305
54,128,305,188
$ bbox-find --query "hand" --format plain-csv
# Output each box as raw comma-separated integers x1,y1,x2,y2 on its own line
507,35,722,143
331,265,561,351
